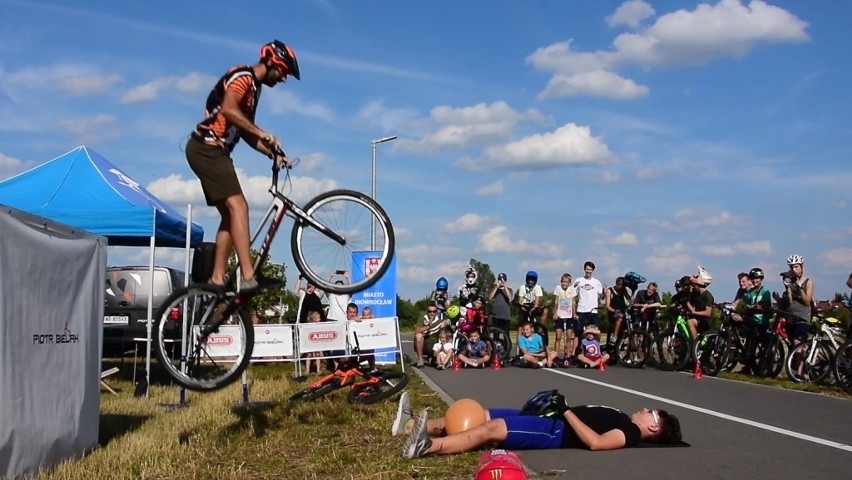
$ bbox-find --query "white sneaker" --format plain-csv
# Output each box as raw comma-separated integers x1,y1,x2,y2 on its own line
391,392,412,436
402,409,432,459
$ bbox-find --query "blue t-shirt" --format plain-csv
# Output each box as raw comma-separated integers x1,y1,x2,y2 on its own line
468,339,488,358
581,338,602,359
518,333,544,354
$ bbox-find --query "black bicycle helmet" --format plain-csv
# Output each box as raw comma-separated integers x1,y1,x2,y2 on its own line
260,40,301,80
748,267,765,279
520,389,562,417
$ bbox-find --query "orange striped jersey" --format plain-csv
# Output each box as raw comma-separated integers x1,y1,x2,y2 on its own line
192,65,262,152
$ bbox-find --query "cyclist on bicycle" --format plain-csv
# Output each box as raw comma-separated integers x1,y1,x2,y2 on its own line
740,267,772,373
516,271,544,323
730,272,753,323
632,281,662,328
686,266,715,341
186,40,298,293
605,276,633,349
458,268,480,306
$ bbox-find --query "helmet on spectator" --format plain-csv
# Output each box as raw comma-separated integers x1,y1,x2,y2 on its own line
675,276,692,288
787,254,804,266
465,267,478,286
446,305,460,319
259,40,301,80
525,270,538,288
748,267,765,279
520,389,561,417
436,276,449,291
624,271,646,290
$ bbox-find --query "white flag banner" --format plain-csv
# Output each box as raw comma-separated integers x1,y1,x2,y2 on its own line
348,316,399,350
199,325,244,358
297,321,348,353
252,324,295,358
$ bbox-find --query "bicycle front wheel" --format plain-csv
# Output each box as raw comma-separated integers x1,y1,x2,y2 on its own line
786,341,833,383
154,286,254,391
292,189,394,294
833,339,852,394
655,329,690,371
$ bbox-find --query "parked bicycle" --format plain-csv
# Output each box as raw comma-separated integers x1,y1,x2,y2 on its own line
153,156,395,391
655,304,697,372
750,310,791,379
785,311,846,384
613,306,659,369
831,304,852,394
695,303,750,376
289,334,409,404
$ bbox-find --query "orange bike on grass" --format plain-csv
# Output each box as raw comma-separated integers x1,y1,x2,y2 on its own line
288,334,409,404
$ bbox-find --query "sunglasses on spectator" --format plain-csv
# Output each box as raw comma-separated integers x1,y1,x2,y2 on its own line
427,309,437,313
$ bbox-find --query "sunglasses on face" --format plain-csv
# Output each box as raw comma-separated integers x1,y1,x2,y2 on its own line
427,310,437,314
651,409,659,426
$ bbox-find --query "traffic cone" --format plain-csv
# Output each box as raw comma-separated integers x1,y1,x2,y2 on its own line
693,359,703,379
452,356,461,371
491,355,502,371
597,360,606,372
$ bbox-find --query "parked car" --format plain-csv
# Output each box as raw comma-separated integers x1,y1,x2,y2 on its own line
103,266,186,357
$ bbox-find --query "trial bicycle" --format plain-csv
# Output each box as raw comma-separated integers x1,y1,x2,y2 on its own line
153,154,395,391
288,334,409,404
613,306,659,369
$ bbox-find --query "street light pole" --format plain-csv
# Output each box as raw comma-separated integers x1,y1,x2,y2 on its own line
370,135,397,250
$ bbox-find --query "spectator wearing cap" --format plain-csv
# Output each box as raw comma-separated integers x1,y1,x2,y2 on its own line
576,325,610,368
488,272,513,334
685,266,715,341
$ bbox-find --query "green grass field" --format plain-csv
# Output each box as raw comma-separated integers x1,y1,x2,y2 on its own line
42,361,478,480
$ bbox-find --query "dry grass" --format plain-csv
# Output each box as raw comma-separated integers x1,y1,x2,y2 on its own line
41,362,478,480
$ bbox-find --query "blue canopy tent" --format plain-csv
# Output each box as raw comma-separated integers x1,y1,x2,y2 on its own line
0,146,205,397
0,146,203,247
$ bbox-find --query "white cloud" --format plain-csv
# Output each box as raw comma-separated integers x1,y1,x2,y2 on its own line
459,123,614,171
446,213,492,233
399,244,463,262
396,101,546,154
478,225,562,256
820,248,852,265
121,72,215,103
266,89,335,121
0,152,24,179
645,241,692,273
60,74,122,96
528,0,809,100
476,181,504,196
57,114,120,143
538,69,649,100
606,0,656,28
353,100,420,132
612,232,639,246
701,240,770,256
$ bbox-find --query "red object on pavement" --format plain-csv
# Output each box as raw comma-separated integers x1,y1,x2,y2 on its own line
597,360,606,372
452,356,461,371
475,449,528,480
693,359,703,379
491,355,502,371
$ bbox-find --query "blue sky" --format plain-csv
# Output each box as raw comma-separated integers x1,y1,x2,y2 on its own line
1,0,850,301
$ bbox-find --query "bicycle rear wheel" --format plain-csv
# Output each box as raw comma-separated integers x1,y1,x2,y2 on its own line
616,331,649,368
785,341,833,383
154,286,254,391
291,190,394,294
754,337,785,379
487,326,512,362
695,331,729,377
347,372,410,404
833,339,852,394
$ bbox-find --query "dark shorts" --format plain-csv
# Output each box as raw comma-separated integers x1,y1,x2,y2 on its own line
791,322,809,343
693,316,711,333
555,318,580,335
489,409,566,450
577,312,598,327
186,136,242,206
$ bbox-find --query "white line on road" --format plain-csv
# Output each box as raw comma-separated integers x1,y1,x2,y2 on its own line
547,369,852,454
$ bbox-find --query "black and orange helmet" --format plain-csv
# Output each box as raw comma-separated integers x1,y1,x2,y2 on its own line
260,40,300,80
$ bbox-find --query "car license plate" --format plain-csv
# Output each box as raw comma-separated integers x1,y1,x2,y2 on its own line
104,315,129,324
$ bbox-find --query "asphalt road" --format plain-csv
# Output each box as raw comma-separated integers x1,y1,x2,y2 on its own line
399,339,852,479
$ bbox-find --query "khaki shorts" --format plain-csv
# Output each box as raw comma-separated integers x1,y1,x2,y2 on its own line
186,136,242,206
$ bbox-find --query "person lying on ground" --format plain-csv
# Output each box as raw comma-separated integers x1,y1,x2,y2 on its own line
393,391,681,459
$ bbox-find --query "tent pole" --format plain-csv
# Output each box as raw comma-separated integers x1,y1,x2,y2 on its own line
145,212,156,399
